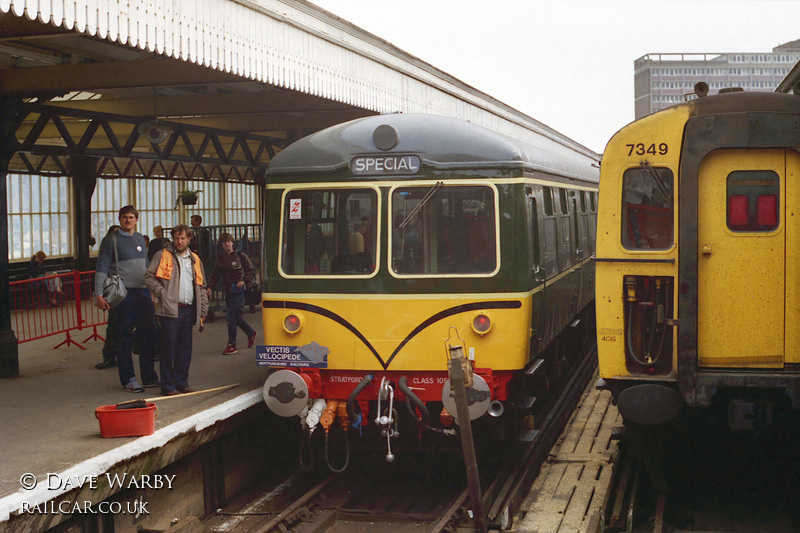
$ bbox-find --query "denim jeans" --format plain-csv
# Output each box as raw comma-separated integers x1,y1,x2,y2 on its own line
114,288,159,386
226,290,255,346
159,305,194,392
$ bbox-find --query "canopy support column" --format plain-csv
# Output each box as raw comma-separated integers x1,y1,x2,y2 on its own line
71,156,98,271
0,99,20,378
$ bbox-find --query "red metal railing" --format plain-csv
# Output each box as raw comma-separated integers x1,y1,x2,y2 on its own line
10,270,107,349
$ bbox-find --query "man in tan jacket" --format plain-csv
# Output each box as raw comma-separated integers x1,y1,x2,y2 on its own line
145,224,209,396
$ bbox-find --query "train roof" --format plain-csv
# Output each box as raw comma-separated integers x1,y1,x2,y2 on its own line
658,90,800,119
686,90,800,116
267,114,599,184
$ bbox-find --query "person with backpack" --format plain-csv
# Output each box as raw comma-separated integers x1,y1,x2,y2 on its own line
206,233,257,355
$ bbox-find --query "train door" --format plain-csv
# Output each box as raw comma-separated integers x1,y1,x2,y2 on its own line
697,149,785,368
785,150,800,364
570,195,584,312
528,192,546,347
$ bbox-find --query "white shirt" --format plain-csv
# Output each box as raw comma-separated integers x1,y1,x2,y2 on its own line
175,250,194,305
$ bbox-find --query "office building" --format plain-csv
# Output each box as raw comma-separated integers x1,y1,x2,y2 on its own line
634,40,800,119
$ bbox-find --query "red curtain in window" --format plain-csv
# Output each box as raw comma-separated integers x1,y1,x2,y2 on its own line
728,195,749,227
757,195,777,227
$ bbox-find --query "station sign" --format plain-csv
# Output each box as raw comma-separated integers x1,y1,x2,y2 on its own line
350,154,421,176
256,342,329,368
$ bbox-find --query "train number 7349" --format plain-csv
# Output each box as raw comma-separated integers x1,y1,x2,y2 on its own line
626,143,668,156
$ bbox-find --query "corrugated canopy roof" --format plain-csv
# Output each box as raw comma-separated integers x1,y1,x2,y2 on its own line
0,0,598,181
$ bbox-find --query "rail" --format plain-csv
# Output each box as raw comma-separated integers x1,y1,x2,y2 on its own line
10,270,107,349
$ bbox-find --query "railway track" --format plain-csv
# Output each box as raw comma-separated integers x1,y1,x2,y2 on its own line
205,342,598,533
603,408,800,532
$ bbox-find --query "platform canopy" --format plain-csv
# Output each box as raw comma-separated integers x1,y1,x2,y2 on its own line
0,0,598,183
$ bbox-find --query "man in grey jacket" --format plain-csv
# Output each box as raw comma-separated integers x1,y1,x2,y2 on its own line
95,206,159,392
144,224,209,396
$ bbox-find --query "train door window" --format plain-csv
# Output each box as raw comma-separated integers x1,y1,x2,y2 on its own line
579,191,587,213
390,184,497,276
590,192,597,212
558,188,568,214
621,166,674,250
726,171,780,232
571,198,581,250
543,187,554,216
280,188,378,276
528,196,542,271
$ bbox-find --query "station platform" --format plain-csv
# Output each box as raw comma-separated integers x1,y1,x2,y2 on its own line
0,308,269,530
514,381,622,533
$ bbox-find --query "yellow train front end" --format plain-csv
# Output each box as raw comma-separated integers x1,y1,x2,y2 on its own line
262,294,532,374
261,293,532,420
596,105,686,426
598,88,800,428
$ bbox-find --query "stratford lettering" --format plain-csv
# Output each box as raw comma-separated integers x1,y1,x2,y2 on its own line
330,376,362,383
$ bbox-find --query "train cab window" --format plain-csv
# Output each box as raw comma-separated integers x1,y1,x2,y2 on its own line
390,185,497,275
621,166,674,250
726,171,780,232
280,188,378,276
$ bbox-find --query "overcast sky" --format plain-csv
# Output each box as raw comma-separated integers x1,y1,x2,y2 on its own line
309,0,800,153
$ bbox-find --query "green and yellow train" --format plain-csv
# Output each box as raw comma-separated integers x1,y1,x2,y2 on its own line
597,78,800,429
259,114,599,466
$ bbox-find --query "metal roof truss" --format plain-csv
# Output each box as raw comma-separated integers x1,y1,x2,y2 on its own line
3,100,285,181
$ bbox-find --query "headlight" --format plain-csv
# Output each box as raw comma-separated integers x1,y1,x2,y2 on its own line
283,312,304,334
471,312,492,335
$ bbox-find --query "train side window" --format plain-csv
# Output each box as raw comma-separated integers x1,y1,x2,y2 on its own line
543,187,554,216
558,188,568,214
621,167,674,250
726,170,779,232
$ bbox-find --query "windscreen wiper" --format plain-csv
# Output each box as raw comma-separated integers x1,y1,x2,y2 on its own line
640,161,671,201
399,181,443,229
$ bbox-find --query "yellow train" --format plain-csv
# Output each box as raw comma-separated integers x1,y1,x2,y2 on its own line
596,78,800,429
259,114,599,467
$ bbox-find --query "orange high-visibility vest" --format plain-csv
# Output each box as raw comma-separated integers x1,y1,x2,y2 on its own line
155,249,204,286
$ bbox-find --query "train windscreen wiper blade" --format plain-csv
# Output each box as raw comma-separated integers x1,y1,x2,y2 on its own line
640,161,671,200
399,181,443,229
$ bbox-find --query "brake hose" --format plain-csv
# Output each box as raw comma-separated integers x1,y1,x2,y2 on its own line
398,376,456,436
324,428,350,472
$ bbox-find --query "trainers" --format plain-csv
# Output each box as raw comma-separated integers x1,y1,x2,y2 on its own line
222,344,238,355
247,331,258,349
124,378,145,393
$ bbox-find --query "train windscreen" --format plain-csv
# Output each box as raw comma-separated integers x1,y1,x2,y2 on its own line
621,166,674,250
390,185,497,275
280,188,377,276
